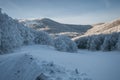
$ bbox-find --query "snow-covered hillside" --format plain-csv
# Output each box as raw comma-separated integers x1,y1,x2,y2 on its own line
0,45,120,80
84,18,120,36
19,18,92,38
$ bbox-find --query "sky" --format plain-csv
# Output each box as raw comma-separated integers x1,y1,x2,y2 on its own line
0,0,120,24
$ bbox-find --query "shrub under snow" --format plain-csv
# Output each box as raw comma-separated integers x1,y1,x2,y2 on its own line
54,35,77,52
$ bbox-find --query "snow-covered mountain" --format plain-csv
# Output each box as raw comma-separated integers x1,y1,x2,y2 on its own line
20,18,120,38
84,18,120,36
73,18,120,40
19,18,92,37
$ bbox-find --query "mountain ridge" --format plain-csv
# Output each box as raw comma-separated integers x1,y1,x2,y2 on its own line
19,18,92,37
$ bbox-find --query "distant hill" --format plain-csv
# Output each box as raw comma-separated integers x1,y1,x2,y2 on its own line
19,18,120,38
19,18,92,37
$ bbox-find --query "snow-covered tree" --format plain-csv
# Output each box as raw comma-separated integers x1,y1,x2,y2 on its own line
0,10,23,53
116,33,120,50
109,32,119,50
86,36,93,50
74,32,120,51
89,38,97,50
101,35,110,51
101,33,119,51
16,21,35,45
33,31,53,45
89,34,105,51
54,35,77,52
0,26,1,53
12,19,36,46
54,36,67,52
75,37,88,49
0,8,2,13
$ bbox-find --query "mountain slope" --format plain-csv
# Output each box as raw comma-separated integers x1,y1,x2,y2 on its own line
73,18,120,40
85,18,120,36
20,18,120,38
19,18,92,37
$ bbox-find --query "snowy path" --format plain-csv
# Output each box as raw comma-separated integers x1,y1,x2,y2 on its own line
0,45,120,80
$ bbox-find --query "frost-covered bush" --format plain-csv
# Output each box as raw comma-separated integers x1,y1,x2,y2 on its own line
54,35,77,52
33,31,53,45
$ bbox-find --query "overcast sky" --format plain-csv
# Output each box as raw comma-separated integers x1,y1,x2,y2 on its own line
0,0,120,24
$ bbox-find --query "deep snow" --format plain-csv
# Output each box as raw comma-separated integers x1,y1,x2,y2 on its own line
0,45,120,80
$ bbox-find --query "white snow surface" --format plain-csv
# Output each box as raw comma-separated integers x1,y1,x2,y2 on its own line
0,45,120,80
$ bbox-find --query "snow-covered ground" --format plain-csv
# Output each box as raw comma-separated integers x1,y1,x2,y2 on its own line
0,45,120,80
